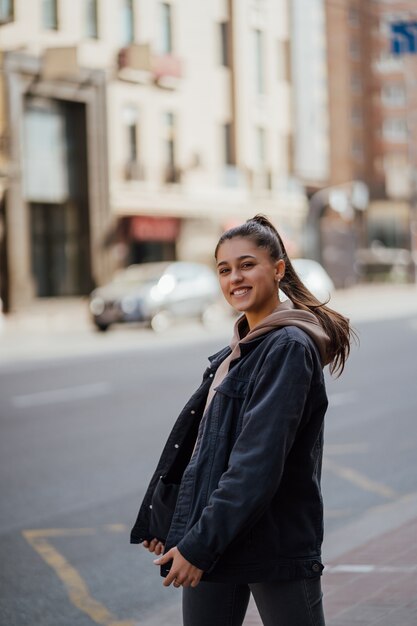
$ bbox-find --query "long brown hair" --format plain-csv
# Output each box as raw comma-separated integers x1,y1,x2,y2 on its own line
215,214,355,376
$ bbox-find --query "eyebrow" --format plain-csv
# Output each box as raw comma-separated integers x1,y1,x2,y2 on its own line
217,254,257,267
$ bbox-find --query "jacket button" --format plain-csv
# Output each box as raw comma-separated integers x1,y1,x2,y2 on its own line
174,444,179,448
209,374,214,378
149,505,152,509
312,563,321,573
190,410,195,414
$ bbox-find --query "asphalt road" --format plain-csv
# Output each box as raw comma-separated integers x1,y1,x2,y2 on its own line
1,311,417,626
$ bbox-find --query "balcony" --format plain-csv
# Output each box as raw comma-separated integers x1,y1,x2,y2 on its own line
124,161,145,182
163,164,182,185
117,44,182,88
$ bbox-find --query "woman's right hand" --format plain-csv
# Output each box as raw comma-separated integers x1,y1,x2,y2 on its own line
142,538,165,555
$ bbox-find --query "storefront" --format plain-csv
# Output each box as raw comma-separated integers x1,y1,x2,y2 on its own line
2,50,110,310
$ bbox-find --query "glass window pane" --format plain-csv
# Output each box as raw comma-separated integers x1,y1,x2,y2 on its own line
42,0,58,30
85,0,98,38
0,0,14,22
121,0,134,45
254,29,264,93
161,3,173,54
219,22,229,67
257,127,266,165
223,123,233,165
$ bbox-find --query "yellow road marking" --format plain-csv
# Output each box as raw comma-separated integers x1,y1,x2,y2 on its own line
323,458,397,499
103,524,129,533
23,529,136,626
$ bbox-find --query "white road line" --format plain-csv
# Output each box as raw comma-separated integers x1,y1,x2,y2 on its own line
12,382,112,408
328,391,357,407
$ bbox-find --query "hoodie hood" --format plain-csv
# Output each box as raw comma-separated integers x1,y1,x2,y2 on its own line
204,299,331,413
233,299,331,366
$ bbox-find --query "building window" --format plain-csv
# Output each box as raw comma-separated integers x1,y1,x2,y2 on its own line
121,0,134,46
160,2,173,54
351,72,362,93
350,37,360,60
0,0,14,24
348,6,359,27
219,21,230,67
382,118,408,142
123,105,138,162
351,105,363,126
123,105,144,180
277,39,290,82
223,123,233,165
163,112,179,183
254,29,265,94
42,0,58,30
256,127,266,167
85,0,98,39
381,83,406,107
352,139,364,161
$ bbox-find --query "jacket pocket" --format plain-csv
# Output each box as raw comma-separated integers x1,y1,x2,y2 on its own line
149,477,180,543
215,375,248,399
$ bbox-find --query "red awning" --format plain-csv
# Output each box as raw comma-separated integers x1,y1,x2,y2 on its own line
130,216,180,242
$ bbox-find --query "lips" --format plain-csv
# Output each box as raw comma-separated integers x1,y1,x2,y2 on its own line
230,287,252,297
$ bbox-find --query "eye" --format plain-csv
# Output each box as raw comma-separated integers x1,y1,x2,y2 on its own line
218,267,230,275
241,262,254,269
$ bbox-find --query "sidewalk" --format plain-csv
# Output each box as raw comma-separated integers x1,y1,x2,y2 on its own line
243,515,417,625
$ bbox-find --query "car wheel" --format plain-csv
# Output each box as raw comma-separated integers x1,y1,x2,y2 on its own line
95,322,110,332
150,311,173,333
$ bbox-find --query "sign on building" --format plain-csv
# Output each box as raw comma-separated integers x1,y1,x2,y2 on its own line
390,21,417,56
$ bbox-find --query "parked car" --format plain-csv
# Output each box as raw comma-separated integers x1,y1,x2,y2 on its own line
291,258,335,301
89,261,223,332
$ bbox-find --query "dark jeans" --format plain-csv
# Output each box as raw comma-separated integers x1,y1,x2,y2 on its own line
182,578,325,626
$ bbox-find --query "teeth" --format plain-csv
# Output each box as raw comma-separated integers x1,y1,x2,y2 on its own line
232,288,249,296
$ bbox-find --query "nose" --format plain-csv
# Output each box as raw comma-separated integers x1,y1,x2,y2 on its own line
230,267,243,284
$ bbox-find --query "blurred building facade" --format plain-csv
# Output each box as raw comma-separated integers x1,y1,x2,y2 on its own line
324,0,417,283
0,0,306,311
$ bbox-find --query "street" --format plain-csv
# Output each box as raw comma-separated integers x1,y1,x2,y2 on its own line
1,286,417,625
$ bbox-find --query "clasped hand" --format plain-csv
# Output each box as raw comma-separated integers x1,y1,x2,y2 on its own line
143,538,203,588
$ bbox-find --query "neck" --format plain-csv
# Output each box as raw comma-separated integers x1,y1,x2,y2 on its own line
245,299,281,330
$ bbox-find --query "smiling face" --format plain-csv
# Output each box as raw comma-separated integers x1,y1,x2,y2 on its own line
216,237,285,329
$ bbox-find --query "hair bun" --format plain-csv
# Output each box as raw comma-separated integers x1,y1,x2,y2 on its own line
248,214,280,237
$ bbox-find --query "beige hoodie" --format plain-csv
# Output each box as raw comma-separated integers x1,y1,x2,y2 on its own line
204,299,331,413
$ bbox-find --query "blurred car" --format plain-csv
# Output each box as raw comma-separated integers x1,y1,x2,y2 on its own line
89,261,222,332
291,258,335,301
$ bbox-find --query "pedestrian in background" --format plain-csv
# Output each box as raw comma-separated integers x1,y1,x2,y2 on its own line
131,215,354,626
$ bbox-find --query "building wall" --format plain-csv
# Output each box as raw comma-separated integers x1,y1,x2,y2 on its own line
291,0,330,186
0,0,307,308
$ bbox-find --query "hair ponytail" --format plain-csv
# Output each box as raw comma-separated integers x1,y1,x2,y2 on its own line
215,214,355,376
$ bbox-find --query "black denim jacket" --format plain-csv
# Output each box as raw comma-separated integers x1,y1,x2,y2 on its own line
130,326,328,583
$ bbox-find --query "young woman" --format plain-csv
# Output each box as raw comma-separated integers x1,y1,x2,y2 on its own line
131,215,353,626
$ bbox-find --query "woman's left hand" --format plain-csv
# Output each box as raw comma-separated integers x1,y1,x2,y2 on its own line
154,546,203,588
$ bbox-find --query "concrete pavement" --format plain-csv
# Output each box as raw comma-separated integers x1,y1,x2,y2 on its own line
243,492,417,625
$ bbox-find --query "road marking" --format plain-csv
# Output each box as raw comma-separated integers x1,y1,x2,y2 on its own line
326,563,417,574
23,528,135,626
328,391,357,407
12,382,112,408
323,458,397,499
